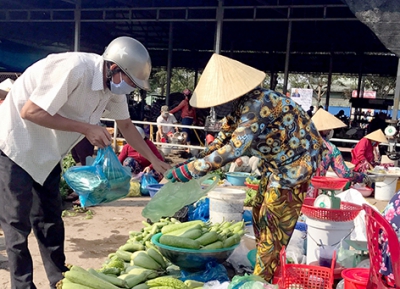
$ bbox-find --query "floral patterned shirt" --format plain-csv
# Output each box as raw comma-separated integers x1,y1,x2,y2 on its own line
188,88,326,189
307,138,366,196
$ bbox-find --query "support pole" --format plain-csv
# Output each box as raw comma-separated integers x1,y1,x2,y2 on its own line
325,52,333,110
283,19,292,95
166,22,173,106
392,58,400,121
214,0,224,54
73,0,81,52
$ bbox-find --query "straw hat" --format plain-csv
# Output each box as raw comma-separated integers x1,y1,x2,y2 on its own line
365,129,388,143
0,78,14,93
311,109,346,131
189,53,266,108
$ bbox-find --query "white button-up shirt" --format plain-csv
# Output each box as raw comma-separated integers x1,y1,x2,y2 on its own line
0,52,130,185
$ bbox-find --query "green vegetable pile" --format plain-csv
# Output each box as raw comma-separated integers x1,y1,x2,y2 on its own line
245,177,260,185
244,188,257,207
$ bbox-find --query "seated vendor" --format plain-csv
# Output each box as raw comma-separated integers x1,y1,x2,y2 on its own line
351,129,388,173
118,126,165,182
307,109,371,197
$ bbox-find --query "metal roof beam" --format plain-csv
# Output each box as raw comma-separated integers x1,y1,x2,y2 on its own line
0,4,358,23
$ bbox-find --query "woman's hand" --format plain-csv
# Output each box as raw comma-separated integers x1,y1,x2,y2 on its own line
143,166,151,173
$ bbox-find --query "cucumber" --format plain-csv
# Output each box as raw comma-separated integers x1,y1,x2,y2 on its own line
88,268,128,288
116,250,133,262
222,233,241,248
195,231,220,246
161,220,204,235
120,242,145,252
64,266,120,289
159,235,201,250
200,240,223,250
179,228,203,240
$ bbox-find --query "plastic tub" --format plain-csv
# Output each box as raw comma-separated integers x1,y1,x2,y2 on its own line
341,268,369,289
350,186,373,198
151,233,238,272
147,184,164,198
225,172,251,186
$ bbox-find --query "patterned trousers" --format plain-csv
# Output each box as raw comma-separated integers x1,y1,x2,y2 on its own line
252,182,308,282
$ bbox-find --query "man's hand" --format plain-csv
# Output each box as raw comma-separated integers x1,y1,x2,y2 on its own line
150,158,171,174
84,125,112,148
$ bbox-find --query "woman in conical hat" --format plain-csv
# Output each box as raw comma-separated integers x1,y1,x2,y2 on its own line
308,109,371,197
351,129,388,173
165,53,327,281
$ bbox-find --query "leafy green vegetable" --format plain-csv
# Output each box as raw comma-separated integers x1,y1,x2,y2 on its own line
244,188,257,207
245,177,260,185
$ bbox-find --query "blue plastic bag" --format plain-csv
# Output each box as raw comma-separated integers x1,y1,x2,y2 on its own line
64,146,131,207
188,198,210,222
140,173,159,196
180,262,229,283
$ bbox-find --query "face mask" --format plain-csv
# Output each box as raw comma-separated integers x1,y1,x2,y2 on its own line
110,72,136,95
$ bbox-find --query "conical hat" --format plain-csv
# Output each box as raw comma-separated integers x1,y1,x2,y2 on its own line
0,78,14,93
190,53,266,108
311,109,346,131
365,129,388,143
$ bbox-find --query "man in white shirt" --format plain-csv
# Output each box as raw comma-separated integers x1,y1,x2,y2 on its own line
156,105,178,142
0,37,170,289
228,156,261,176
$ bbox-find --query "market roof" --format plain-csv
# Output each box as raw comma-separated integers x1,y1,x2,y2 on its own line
0,0,398,76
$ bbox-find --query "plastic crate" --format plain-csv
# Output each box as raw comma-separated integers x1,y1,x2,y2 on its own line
278,246,336,289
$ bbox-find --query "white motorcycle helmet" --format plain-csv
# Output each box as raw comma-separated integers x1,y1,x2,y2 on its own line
135,126,145,139
103,36,152,91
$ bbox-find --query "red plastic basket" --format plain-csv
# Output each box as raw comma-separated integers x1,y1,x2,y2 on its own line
278,246,336,289
301,198,362,222
311,176,349,190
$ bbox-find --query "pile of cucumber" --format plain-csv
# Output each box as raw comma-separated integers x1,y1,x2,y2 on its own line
159,219,245,250
58,218,245,288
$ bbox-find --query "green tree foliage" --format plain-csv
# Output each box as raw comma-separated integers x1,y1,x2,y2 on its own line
150,67,196,96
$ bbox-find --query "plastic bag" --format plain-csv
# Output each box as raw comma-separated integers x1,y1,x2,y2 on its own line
142,174,219,222
180,262,229,283
337,239,356,268
228,274,277,289
188,198,210,222
64,146,131,207
140,173,159,196
127,178,141,197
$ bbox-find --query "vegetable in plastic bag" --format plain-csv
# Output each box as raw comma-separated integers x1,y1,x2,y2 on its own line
64,146,131,207
142,175,219,222
140,172,159,196
228,274,278,289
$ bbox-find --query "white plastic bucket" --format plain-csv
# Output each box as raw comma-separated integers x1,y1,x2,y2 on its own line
375,176,398,201
208,187,246,223
306,218,354,264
